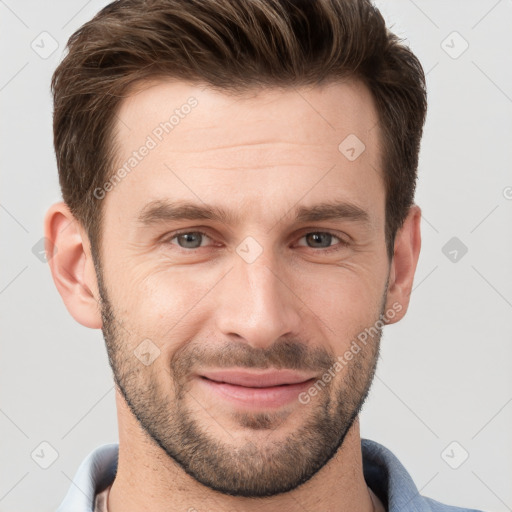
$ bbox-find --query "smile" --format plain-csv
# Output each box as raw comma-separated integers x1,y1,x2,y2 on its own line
196,369,318,408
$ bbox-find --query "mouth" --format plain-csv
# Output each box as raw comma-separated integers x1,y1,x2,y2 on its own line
196,369,317,408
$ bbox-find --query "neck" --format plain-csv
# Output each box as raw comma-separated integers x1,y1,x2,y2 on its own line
108,391,382,512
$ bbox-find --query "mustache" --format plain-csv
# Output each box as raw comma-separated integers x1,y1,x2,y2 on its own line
170,338,336,379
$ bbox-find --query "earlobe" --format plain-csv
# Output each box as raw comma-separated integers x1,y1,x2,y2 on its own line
44,202,103,329
384,204,422,324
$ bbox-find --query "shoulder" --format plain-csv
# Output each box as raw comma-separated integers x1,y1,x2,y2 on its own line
361,438,486,512
423,496,485,512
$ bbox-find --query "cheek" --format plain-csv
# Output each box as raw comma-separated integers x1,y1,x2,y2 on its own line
295,267,384,350
115,263,218,340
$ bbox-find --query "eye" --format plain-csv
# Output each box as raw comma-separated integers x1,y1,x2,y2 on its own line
168,231,213,249
164,230,349,253
296,231,348,252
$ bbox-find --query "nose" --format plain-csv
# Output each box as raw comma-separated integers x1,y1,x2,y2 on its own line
214,252,303,350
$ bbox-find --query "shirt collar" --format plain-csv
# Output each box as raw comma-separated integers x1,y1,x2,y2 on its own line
57,443,118,512
362,438,431,511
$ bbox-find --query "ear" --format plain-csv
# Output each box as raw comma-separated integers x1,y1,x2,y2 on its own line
384,204,422,324
44,202,102,329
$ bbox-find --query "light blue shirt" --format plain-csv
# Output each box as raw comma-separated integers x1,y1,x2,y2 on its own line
56,438,485,512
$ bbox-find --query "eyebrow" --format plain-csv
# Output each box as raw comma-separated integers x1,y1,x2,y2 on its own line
137,199,371,227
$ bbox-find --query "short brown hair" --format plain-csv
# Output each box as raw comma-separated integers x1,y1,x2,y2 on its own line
52,0,427,261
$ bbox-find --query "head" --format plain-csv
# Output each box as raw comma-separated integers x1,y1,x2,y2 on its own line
46,0,425,498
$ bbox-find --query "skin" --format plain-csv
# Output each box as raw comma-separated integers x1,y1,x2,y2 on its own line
45,78,421,512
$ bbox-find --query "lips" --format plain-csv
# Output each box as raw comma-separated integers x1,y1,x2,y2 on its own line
198,369,317,388
195,369,319,409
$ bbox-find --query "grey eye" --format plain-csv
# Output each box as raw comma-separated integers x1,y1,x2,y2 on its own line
304,232,335,248
173,232,206,249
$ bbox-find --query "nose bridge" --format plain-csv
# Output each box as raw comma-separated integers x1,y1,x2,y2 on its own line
215,249,301,348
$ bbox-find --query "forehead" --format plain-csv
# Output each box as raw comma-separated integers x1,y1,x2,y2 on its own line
107,78,383,226
115,78,380,154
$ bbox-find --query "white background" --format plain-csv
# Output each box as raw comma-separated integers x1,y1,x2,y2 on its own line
1,1,511,510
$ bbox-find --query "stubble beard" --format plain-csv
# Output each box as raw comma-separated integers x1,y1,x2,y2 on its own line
97,265,385,497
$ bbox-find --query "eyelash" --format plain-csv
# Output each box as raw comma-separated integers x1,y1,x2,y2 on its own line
165,229,349,254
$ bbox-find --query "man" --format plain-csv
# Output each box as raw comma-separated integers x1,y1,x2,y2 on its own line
44,0,484,511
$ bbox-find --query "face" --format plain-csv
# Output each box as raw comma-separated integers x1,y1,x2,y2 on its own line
95,79,392,497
